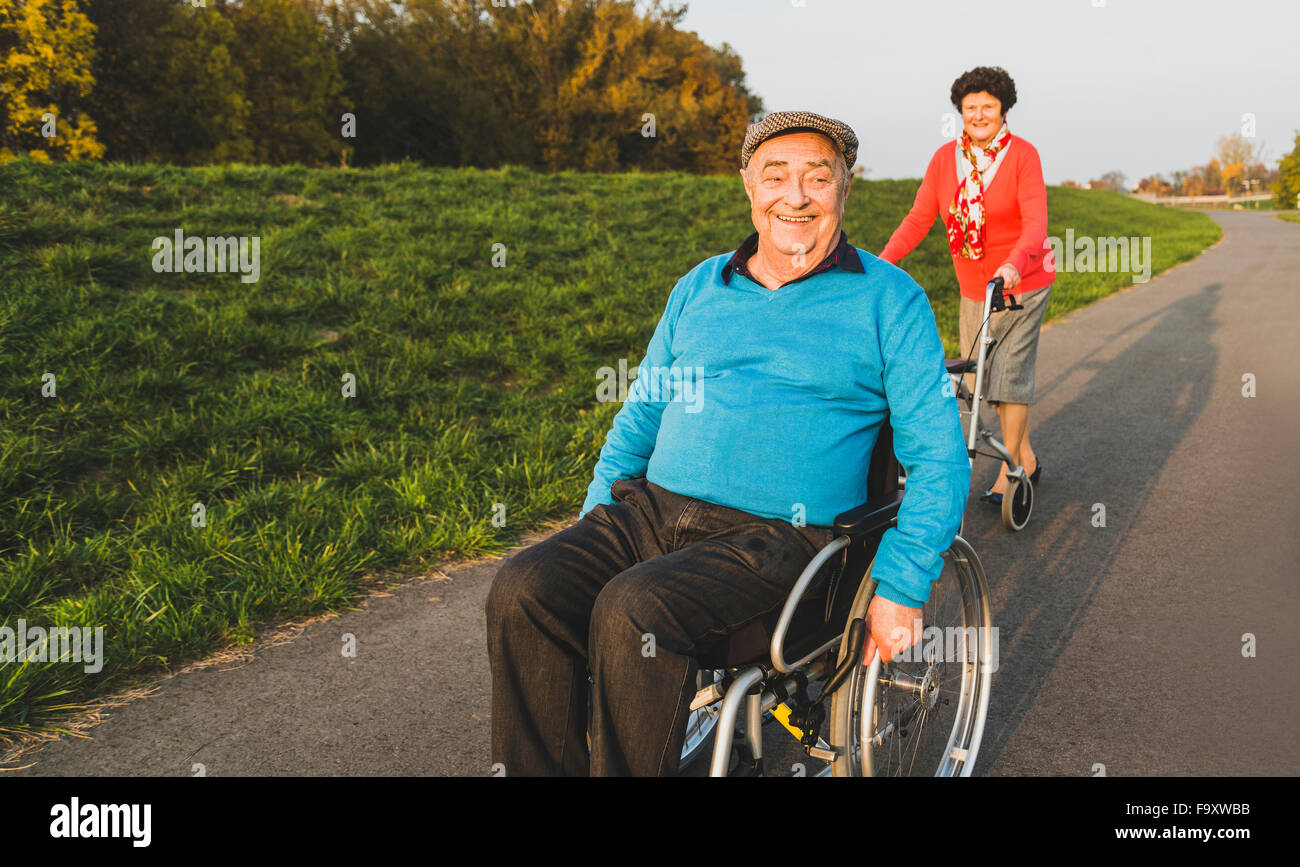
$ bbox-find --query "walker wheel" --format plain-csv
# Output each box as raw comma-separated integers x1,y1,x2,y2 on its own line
1001,476,1033,531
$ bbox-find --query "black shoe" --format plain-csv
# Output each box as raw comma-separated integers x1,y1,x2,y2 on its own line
984,461,1042,506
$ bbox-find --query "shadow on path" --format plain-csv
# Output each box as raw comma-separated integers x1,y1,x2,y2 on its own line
965,282,1221,771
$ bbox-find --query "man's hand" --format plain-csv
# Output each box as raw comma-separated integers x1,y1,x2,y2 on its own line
862,594,922,666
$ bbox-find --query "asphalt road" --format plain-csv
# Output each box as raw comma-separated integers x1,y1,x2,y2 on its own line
6,211,1298,777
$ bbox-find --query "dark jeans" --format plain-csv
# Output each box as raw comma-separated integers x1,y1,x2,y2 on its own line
485,476,835,776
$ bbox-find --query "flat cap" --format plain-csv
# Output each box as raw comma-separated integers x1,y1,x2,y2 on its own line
740,111,858,170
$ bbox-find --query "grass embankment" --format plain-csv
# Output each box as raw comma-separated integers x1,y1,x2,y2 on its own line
1276,212,1300,225
0,161,1219,740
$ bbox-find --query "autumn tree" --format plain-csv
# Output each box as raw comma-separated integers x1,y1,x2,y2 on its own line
326,0,761,172
1216,132,1268,195
579,0,761,174
1136,175,1172,195
1202,158,1223,195
484,0,760,173
0,0,104,162
84,0,253,164
1087,171,1127,192
1145,130,1283,199
1275,132,1300,209
12,0,763,169
228,0,344,165
325,0,529,168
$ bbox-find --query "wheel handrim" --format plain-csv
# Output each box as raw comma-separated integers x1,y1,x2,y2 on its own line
834,544,991,776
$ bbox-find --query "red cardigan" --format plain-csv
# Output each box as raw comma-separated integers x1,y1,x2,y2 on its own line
880,134,1054,301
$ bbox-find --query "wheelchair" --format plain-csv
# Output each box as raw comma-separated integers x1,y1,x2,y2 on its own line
946,276,1035,532
585,416,996,777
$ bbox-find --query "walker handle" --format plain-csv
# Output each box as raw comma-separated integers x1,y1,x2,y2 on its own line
988,276,1023,312
988,277,1007,312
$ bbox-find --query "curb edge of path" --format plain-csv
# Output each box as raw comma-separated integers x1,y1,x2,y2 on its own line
0,518,573,769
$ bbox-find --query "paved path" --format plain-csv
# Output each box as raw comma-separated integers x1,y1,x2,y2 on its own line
7,211,1298,776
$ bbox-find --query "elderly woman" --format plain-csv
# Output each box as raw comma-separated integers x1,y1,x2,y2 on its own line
880,65,1053,505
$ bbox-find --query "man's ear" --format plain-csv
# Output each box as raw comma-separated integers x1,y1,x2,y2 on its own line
739,167,753,204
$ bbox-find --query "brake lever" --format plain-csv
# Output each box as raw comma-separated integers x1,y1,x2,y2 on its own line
989,277,1007,312
988,277,1024,312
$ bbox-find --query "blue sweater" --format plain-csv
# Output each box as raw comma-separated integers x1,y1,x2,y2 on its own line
579,246,970,608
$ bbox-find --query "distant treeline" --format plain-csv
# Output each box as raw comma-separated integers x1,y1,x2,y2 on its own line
1,0,764,172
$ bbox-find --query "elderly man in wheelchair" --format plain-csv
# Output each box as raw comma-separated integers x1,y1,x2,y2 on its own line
486,112,993,777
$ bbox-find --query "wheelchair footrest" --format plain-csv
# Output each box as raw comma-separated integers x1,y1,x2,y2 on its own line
689,682,724,712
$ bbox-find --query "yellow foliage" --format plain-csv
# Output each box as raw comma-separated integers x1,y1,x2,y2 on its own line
474,0,756,174
0,0,104,161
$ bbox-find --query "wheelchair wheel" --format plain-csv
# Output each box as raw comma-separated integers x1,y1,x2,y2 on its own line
828,536,994,776
1001,476,1033,531
585,667,723,772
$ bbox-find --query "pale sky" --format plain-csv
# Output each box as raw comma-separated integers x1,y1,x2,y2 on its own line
678,0,1299,184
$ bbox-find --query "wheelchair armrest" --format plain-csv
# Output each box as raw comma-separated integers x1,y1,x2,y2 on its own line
832,490,904,537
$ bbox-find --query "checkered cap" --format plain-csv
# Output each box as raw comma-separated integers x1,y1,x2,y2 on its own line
740,111,858,170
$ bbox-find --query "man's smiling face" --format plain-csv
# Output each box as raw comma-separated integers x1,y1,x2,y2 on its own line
740,131,849,260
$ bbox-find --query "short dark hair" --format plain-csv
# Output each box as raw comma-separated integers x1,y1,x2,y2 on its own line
950,66,1017,114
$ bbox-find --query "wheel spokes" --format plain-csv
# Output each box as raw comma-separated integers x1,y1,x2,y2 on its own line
862,594,975,774
834,537,991,777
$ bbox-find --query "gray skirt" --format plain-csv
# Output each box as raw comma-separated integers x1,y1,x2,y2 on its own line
958,284,1052,405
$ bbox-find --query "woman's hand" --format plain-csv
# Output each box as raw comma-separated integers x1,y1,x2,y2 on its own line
995,262,1021,290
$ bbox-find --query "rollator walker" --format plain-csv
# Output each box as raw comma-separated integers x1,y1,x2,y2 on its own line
945,276,1035,532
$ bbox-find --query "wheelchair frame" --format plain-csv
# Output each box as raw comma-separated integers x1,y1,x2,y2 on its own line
677,390,998,777
693,499,995,777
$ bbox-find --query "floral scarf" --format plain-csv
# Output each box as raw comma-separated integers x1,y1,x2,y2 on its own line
946,124,1012,259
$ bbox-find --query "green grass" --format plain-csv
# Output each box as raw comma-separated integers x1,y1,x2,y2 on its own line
0,160,1219,741
1276,212,1300,225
